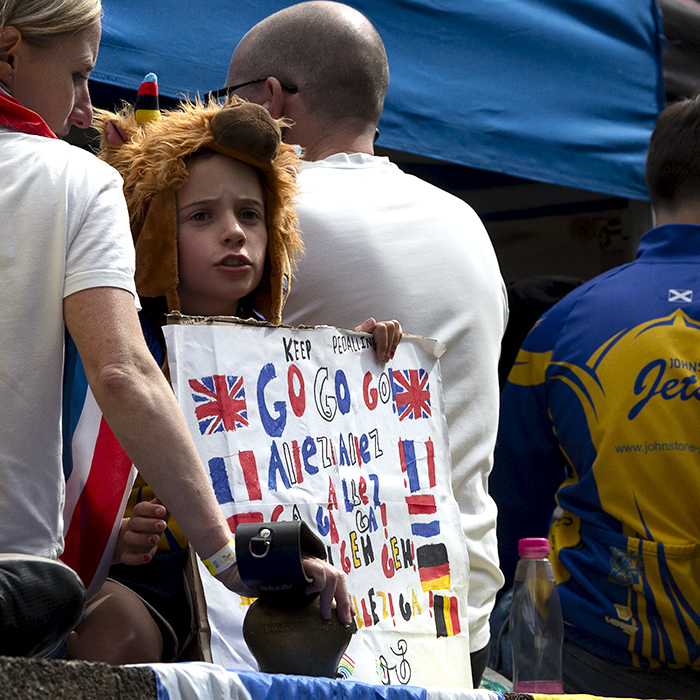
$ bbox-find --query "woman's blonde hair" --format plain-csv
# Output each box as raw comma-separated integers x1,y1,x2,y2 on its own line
0,0,101,46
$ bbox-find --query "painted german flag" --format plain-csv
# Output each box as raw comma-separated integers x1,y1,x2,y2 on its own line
434,594,461,637
417,542,450,591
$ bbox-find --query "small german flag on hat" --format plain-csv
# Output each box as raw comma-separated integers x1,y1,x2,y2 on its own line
135,72,160,125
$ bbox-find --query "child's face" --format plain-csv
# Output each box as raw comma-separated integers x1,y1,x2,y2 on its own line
176,153,268,316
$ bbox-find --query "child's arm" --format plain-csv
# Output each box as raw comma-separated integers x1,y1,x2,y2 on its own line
354,318,402,362
112,498,168,566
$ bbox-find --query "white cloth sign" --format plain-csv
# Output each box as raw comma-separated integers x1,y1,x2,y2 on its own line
164,320,472,687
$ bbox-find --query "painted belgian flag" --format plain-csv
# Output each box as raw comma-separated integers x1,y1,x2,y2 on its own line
434,594,461,637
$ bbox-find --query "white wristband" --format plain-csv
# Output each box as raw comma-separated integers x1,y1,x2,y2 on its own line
202,536,236,576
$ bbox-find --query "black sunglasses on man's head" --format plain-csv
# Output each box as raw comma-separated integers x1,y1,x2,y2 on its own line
205,78,298,103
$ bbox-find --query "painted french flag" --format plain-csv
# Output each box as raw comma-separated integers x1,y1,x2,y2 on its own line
60,334,137,598
398,437,440,538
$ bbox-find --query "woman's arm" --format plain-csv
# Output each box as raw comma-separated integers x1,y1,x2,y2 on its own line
65,286,351,622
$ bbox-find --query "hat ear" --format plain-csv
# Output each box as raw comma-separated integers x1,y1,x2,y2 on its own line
252,227,292,324
134,190,181,311
209,101,281,170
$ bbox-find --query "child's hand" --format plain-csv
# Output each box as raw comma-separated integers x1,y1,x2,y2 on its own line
112,498,168,566
354,318,402,362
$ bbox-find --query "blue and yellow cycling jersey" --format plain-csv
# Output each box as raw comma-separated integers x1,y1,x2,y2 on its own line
493,223,700,670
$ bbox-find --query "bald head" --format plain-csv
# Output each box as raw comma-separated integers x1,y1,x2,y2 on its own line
227,2,389,131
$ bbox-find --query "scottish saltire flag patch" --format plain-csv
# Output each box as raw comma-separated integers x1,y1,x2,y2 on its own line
668,288,692,302
189,375,248,434
390,368,431,420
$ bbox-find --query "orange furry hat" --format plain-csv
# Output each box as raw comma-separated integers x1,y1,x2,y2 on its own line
94,96,303,324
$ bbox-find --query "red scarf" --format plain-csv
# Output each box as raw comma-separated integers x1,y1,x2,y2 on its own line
0,89,56,138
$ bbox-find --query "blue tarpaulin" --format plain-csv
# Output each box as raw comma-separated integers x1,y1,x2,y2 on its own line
93,1,665,200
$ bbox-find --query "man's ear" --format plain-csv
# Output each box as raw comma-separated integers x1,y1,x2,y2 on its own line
263,76,289,120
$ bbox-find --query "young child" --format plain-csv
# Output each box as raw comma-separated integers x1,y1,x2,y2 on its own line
65,89,401,663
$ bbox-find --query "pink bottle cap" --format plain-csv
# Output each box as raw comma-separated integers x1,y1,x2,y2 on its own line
518,537,550,557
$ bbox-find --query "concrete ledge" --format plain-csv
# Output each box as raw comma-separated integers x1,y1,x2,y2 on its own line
0,656,156,700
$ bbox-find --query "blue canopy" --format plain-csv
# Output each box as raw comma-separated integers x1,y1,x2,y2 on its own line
94,1,665,200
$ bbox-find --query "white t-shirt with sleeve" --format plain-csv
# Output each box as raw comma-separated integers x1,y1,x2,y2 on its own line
0,129,136,559
282,153,507,653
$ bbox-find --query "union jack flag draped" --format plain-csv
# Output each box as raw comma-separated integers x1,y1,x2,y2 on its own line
60,321,166,596
61,334,138,597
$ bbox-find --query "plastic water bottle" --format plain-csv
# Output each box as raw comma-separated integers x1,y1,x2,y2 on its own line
510,537,564,694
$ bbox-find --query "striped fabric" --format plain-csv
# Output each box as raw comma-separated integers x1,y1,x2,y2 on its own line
60,333,136,597
60,320,167,595
149,663,617,700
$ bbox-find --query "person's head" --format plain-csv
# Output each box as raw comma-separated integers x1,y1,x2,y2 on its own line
646,92,700,223
0,0,101,135
96,97,303,324
224,1,389,159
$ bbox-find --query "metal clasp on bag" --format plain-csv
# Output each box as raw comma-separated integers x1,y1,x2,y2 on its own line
250,527,272,558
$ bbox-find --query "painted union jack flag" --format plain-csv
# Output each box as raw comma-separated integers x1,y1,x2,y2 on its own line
189,375,248,434
391,368,432,420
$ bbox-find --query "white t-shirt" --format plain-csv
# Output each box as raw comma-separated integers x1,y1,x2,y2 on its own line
283,153,508,652
0,129,136,559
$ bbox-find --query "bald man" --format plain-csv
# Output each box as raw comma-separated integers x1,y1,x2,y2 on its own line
223,2,507,686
